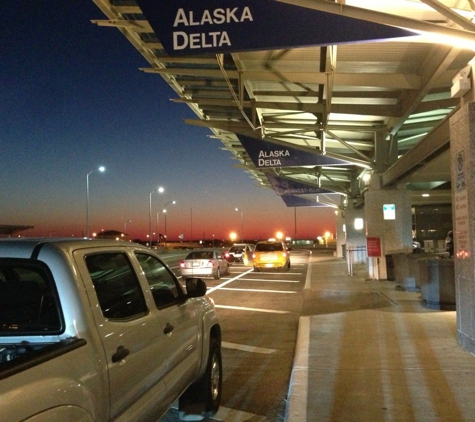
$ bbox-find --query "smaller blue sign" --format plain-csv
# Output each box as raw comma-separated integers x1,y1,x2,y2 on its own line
267,175,334,196
280,195,327,207
238,134,350,168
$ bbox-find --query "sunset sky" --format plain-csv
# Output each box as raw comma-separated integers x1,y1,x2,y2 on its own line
1,1,336,242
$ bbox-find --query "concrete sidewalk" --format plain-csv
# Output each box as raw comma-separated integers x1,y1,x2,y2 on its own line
285,253,475,422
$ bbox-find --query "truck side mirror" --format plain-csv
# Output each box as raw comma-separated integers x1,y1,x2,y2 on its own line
186,278,207,298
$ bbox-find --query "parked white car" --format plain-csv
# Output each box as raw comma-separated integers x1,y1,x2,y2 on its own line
224,243,255,265
180,249,230,280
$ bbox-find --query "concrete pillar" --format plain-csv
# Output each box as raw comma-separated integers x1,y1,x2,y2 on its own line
364,176,413,280
335,209,346,258
449,101,475,353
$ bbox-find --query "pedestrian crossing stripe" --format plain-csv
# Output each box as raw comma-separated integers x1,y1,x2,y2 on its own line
222,341,278,354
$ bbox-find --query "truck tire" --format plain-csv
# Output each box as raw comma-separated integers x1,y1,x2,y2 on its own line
204,337,222,415
178,337,222,420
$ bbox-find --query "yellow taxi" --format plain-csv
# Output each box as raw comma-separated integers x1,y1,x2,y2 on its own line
252,239,290,272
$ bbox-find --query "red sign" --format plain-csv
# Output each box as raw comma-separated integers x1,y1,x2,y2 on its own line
367,237,382,257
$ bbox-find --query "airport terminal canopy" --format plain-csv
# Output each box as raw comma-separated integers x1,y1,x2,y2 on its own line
91,0,475,209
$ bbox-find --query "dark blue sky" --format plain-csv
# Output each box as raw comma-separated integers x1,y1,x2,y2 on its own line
1,1,335,240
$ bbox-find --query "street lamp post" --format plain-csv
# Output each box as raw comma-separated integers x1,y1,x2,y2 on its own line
235,207,243,242
162,200,176,247
294,207,297,238
190,207,193,244
156,212,160,244
123,219,131,236
149,187,164,248
86,166,105,238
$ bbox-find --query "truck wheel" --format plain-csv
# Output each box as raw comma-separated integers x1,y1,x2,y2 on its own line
204,338,222,415
179,338,223,420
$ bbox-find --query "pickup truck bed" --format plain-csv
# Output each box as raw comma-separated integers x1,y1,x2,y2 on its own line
0,338,85,381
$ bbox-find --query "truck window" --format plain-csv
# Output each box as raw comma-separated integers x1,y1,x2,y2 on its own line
85,252,147,320
135,253,183,309
0,259,62,334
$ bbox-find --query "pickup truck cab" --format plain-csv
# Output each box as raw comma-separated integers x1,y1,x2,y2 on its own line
0,238,222,422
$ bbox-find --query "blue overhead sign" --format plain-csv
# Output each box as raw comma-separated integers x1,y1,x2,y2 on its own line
267,175,334,196
135,0,415,56
280,195,327,207
238,134,350,168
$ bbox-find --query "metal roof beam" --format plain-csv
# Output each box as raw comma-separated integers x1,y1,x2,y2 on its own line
419,0,475,31
174,97,424,118
388,45,463,136
178,80,234,88
413,98,458,113
382,111,452,186
91,19,152,32
143,67,420,89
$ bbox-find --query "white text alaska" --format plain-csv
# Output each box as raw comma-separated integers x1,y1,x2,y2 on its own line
172,7,253,51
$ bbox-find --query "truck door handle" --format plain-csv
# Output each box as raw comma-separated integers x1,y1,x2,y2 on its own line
164,322,174,335
112,345,130,363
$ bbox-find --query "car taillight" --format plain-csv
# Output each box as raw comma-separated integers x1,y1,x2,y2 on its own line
206,260,215,267
224,252,229,258
252,253,256,259
180,261,186,268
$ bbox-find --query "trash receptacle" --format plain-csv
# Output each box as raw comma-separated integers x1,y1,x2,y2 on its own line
393,253,409,289
418,258,455,310
405,254,422,292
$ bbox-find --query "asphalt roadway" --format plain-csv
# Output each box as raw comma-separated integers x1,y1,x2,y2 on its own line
160,248,313,421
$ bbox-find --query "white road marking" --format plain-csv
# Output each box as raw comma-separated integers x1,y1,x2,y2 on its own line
215,304,291,314
206,268,254,293
285,316,310,422
219,287,297,294
210,406,267,421
285,253,312,422
304,253,312,290
222,341,278,354
238,278,300,283
232,271,303,280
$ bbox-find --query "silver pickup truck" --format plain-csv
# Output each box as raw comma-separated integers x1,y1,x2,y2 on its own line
0,238,222,422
